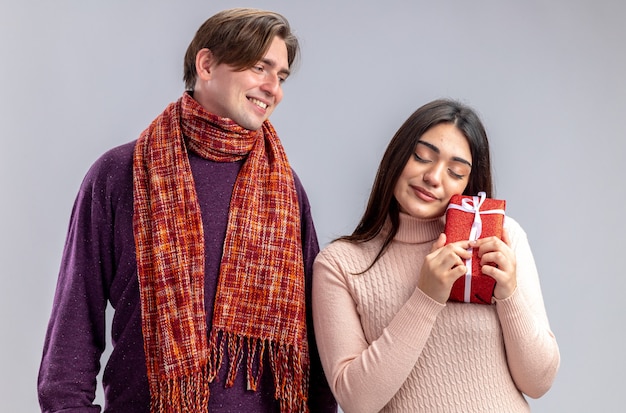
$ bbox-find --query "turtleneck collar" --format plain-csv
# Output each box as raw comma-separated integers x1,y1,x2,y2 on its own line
382,212,445,245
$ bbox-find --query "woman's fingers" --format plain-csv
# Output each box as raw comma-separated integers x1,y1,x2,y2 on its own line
471,236,517,299
419,238,473,303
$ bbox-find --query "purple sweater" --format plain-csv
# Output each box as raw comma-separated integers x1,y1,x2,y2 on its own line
38,140,337,413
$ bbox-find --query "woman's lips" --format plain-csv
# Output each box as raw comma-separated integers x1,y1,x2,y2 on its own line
413,186,438,202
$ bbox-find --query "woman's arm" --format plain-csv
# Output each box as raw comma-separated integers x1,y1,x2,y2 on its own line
495,218,560,398
312,247,444,413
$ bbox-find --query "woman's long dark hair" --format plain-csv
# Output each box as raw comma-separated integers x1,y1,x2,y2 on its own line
338,98,494,272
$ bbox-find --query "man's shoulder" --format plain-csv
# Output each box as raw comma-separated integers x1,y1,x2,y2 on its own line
92,140,137,170
81,140,137,191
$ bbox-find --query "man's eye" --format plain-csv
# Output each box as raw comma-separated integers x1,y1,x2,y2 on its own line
252,66,263,73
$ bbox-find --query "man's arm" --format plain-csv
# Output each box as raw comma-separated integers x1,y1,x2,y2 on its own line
38,161,113,413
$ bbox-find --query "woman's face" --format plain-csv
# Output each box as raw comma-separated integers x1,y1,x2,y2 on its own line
393,123,473,219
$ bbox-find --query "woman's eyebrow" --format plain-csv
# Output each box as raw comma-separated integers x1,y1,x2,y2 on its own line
417,140,472,167
452,156,472,168
417,140,439,153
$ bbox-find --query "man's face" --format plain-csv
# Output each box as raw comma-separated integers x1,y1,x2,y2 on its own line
196,36,290,131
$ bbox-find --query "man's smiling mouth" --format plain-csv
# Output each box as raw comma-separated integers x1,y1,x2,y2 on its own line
249,98,268,109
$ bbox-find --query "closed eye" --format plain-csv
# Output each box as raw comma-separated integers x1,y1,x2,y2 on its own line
413,152,430,163
448,169,465,179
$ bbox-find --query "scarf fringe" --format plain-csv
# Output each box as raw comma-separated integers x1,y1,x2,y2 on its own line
150,364,210,413
270,340,310,413
208,330,310,413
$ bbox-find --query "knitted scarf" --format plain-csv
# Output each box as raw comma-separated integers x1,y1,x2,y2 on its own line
133,93,309,412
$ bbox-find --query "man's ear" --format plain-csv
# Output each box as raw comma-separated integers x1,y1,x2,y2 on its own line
195,48,214,81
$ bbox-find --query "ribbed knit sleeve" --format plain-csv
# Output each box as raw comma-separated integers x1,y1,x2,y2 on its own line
313,243,444,413
312,215,446,413
494,217,560,398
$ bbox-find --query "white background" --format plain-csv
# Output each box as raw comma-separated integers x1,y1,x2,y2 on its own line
1,1,625,412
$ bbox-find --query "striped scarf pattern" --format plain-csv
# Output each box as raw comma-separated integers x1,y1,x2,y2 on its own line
133,93,309,412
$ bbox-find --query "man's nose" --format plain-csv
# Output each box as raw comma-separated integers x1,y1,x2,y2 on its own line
261,73,281,96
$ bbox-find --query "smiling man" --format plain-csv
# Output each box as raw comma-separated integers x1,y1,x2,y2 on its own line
38,8,337,413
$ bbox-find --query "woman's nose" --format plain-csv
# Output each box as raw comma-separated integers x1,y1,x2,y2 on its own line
423,163,444,186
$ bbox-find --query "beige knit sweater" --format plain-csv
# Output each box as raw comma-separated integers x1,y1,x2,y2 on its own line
312,213,560,413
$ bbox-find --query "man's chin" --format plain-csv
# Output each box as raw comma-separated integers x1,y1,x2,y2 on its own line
236,117,265,131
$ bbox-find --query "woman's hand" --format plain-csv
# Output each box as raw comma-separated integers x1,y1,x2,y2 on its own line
417,233,472,304
470,228,517,300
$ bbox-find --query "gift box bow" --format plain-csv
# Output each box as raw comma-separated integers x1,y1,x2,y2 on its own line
445,191,506,304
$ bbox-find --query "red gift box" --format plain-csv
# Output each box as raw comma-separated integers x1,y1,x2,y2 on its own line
444,192,506,304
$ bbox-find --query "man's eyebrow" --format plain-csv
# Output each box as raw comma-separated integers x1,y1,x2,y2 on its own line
260,58,291,77
417,140,472,167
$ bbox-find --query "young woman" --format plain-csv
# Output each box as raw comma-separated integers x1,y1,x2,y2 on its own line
312,99,560,413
